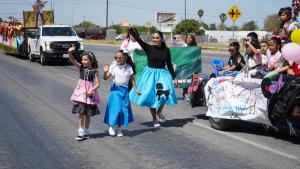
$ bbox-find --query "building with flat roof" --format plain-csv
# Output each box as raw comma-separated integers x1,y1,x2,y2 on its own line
205,30,272,43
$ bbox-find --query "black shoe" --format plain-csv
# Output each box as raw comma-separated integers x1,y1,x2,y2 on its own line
76,135,84,141
83,134,90,139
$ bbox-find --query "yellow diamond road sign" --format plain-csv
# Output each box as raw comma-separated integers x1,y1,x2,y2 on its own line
227,5,242,22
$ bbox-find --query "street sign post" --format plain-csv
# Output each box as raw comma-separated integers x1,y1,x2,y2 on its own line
227,5,242,22
227,5,242,41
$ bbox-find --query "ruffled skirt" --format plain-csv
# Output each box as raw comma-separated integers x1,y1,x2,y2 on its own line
71,79,100,116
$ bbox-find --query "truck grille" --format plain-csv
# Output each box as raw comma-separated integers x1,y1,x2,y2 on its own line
50,41,80,52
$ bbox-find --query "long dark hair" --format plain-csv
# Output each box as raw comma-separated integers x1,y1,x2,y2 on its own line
154,30,167,48
80,51,98,69
185,34,197,46
278,7,293,30
247,32,258,40
119,50,136,75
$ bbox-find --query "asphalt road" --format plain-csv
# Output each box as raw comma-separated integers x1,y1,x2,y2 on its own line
0,44,300,169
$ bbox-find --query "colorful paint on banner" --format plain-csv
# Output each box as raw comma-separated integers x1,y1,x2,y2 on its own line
205,76,270,125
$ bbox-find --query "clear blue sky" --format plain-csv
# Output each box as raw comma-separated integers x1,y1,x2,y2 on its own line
0,0,291,29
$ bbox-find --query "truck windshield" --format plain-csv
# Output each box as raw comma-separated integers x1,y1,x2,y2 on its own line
42,27,76,36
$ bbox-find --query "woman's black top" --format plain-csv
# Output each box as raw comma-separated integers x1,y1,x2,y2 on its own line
129,27,176,79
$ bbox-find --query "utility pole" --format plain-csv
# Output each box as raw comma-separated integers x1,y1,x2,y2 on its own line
106,0,108,28
71,8,74,26
184,0,186,20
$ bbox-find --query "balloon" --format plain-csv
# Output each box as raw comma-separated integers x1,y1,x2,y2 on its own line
282,43,300,61
291,29,300,45
264,71,279,80
295,59,300,65
298,16,300,27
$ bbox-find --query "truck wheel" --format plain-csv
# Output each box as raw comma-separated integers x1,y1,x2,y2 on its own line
209,117,234,130
29,54,35,62
40,50,47,65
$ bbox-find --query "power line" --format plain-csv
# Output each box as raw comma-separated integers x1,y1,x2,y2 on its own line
0,2,24,4
0,12,22,14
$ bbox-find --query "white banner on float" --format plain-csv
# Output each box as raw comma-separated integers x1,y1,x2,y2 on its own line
204,76,271,125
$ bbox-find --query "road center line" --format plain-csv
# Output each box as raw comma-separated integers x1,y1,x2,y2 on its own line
192,121,298,160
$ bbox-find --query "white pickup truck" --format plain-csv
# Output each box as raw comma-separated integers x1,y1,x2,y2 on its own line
28,25,83,65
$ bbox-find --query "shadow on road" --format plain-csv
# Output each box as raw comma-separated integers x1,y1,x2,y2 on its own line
140,118,194,128
89,132,108,139
228,121,300,144
163,118,194,128
194,113,209,120
125,128,161,137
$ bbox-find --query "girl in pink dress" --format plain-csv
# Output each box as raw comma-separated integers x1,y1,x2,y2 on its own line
267,37,282,71
68,45,100,141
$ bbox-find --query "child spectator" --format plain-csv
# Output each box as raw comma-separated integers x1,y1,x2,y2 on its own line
217,42,245,76
267,37,282,71
278,7,297,42
245,40,263,78
260,40,269,66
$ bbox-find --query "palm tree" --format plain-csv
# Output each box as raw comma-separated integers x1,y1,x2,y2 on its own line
198,9,204,19
219,13,227,30
198,9,204,28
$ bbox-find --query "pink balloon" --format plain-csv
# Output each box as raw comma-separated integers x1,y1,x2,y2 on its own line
282,43,300,62
295,59,300,65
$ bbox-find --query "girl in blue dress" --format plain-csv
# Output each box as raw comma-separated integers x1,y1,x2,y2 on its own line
123,21,179,128
103,50,141,137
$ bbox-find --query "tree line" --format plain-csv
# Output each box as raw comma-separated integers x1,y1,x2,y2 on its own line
72,11,280,35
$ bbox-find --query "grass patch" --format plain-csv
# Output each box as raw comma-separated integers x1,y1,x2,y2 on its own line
84,39,122,45
83,39,232,52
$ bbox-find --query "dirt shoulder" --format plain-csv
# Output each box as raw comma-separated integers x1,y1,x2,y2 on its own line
83,39,229,53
